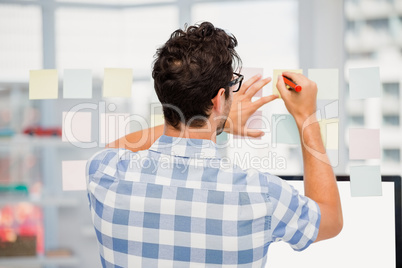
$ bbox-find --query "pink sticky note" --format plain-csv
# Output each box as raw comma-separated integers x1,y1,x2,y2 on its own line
241,67,264,97
62,112,92,143
247,110,263,129
62,160,87,191
349,128,381,159
234,110,263,139
100,113,130,144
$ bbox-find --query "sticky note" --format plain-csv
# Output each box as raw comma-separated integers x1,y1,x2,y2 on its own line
349,67,381,99
247,110,263,129
350,165,382,197
319,119,339,150
29,69,58,99
326,149,339,167
62,160,87,191
151,104,163,116
272,69,303,98
216,131,228,144
234,110,263,139
349,128,380,159
241,67,264,97
103,68,133,98
151,114,164,127
324,100,339,119
63,69,92,99
100,113,130,144
272,114,300,145
308,69,339,100
62,112,92,143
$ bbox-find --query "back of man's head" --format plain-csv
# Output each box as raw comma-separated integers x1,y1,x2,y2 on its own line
152,21,241,130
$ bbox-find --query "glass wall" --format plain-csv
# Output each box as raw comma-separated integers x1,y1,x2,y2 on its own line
0,1,299,267
344,0,402,174
193,1,300,175
0,5,42,81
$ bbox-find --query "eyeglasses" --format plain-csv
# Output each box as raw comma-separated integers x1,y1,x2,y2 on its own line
211,72,244,98
228,72,244,93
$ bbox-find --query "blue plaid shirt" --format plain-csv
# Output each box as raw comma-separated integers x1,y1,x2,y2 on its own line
86,135,320,267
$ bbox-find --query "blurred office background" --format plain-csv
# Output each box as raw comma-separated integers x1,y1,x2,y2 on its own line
0,0,400,267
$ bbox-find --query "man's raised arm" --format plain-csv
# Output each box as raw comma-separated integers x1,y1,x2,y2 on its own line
107,74,278,152
106,125,164,152
276,72,343,242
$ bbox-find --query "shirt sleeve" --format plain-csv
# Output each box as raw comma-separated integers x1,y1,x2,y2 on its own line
86,149,117,184
267,175,321,251
85,148,134,212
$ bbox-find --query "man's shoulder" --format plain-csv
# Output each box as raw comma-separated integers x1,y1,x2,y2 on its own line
232,164,280,180
88,147,148,162
228,164,287,193
88,148,122,164
86,148,142,175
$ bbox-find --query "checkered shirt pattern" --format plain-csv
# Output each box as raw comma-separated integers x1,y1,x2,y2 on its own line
86,135,321,267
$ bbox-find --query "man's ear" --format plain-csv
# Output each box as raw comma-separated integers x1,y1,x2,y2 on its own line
211,88,226,113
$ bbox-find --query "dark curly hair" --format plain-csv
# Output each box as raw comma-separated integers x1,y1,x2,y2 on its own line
152,21,242,129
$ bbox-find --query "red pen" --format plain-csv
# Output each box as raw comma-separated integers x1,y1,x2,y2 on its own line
282,75,302,92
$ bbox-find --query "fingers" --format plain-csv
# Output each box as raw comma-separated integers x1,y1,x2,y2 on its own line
238,74,262,94
252,94,278,109
282,71,304,84
245,77,272,98
245,129,265,138
281,72,317,96
276,74,291,99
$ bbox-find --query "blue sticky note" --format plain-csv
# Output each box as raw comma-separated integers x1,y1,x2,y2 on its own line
349,67,381,99
216,131,228,144
63,69,92,99
271,114,300,145
308,69,339,100
350,165,382,197
324,100,339,119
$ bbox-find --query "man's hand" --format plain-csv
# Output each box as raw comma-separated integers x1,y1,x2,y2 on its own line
224,74,278,138
276,72,318,126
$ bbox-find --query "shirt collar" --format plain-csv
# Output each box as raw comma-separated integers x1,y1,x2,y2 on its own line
149,135,221,159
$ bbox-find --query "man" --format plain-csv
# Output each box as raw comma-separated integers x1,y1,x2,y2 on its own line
86,22,343,267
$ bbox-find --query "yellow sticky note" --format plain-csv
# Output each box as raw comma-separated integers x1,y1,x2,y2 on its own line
29,69,58,99
272,69,303,98
151,114,164,127
319,119,339,150
103,68,133,98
